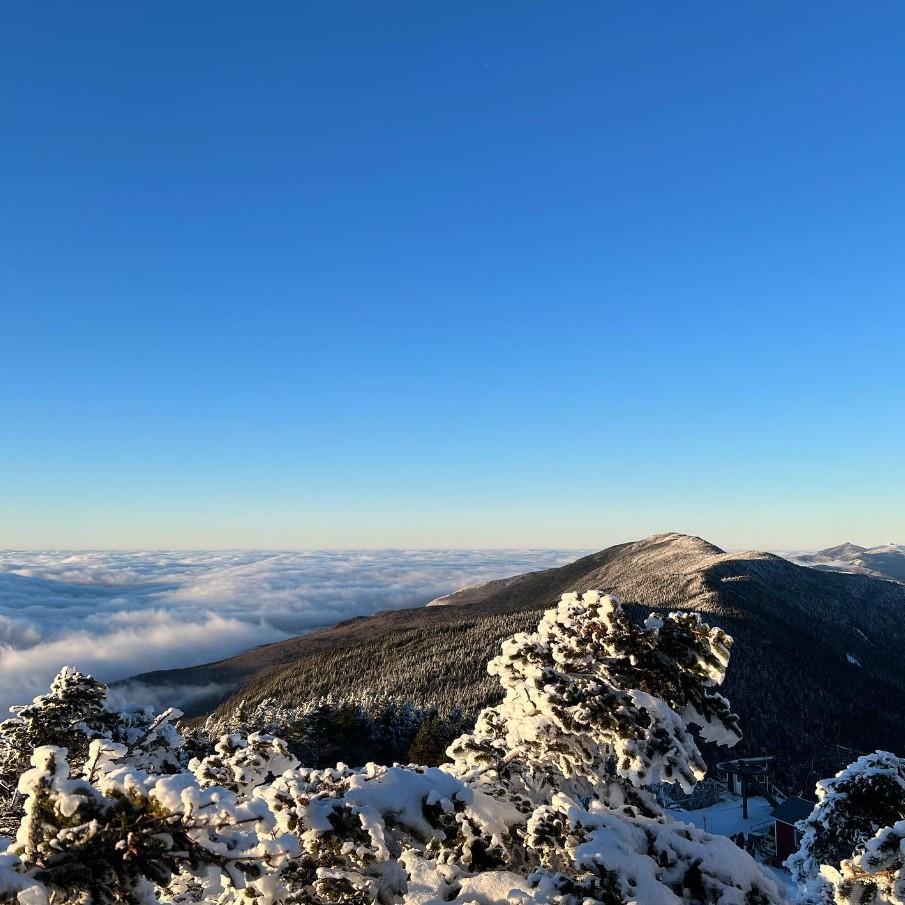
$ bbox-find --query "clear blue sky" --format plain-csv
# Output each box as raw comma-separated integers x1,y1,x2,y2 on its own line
1,2,903,550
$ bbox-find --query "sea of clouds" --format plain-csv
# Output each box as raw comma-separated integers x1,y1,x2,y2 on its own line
0,549,582,715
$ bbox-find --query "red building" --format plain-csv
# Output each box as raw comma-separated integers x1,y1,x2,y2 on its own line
770,796,814,862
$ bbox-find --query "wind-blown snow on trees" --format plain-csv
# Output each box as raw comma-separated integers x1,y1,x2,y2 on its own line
0,593,788,905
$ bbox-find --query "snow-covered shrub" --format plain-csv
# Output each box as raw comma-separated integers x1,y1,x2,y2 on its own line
256,761,520,902
522,792,785,905
14,744,293,905
789,750,905,904
97,704,184,775
189,731,299,794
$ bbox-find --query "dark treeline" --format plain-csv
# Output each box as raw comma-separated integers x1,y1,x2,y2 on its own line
198,695,473,769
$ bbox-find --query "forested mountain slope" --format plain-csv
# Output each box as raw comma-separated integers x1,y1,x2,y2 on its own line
128,533,905,790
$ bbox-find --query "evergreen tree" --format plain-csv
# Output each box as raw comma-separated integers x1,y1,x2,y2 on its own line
448,591,741,801
406,710,468,767
0,668,184,835
0,668,107,786
789,750,905,904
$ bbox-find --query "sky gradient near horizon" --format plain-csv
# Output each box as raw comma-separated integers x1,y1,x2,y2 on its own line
2,2,903,550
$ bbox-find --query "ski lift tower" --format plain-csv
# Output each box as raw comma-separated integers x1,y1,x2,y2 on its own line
716,756,780,818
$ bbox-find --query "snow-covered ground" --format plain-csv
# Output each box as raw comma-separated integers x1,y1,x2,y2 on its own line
674,792,773,836
763,865,797,892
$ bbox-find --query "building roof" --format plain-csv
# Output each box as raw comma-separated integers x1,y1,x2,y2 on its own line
771,796,815,826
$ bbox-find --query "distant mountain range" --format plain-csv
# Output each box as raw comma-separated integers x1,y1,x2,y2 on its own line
789,542,905,583
125,533,905,792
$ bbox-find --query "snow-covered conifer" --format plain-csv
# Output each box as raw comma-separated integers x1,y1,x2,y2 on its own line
0,668,107,779
0,668,109,835
448,591,741,801
1,671,184,789
789,750,905,904
828,820,905,904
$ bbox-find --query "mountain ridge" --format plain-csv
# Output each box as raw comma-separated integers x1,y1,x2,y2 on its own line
794,540,905,582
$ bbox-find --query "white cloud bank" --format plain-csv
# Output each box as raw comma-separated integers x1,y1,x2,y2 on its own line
0,549,582,714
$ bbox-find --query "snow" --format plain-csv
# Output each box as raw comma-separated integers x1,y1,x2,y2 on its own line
674,792,774,837
447,871,532,904
846,653,862,666
568,794,790,905
671,794,799,891
865,543,905,555
764,865,797,891
345,767,468,840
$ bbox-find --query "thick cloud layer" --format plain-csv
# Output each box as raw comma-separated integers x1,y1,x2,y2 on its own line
0,549,581,714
